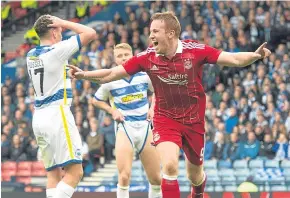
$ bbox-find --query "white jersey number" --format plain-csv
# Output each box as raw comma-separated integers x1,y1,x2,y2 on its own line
27,59,45,97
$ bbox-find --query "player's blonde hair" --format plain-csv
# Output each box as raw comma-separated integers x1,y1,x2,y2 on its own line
151,11,181,38
114,43,133,52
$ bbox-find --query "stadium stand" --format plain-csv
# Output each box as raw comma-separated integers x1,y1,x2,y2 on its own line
1,0,290,193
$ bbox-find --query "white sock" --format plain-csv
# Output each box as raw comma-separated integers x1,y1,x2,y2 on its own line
149,184,162,198
117,184,129,198
163,173,178,180
54,181,75,198
46,188,56,198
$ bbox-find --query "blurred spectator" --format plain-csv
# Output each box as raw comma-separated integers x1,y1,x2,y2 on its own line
1,1,12,25
100,116,115,162
75,1,90,20
273,133,289,161
24,27,40,46
1,134,10,161
240,132,260,160
87,120,104,169
204,133,213,160
258,134,275,159
225,108,238,134
213,133,226,160
21,0,37,13
223,133,240,161
9,134,27,161
26,139,38,161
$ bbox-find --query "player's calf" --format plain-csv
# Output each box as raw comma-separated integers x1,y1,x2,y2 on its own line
186,161,206,198
54,163,83,198
156,142,180,198
46,168,62,198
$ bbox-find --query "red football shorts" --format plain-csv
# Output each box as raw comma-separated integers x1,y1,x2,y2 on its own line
152,116,205,165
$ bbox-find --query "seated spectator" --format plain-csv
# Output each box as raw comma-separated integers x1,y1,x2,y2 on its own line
254,126,265,142
225,108,238,134
204,133,213,160
223,133,241,161
1,134,10,161
273,133,289,161
213,132,226,160
86,120,104,170
100,116,115,162
26,139,38,161
259,134,275,159
240,132,260,160
8,134,27,161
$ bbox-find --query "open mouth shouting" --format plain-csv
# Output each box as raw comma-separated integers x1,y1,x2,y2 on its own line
152,41,159,50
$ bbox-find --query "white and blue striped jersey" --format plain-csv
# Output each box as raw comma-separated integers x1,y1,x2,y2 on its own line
94,72,154,121
26,35,81,109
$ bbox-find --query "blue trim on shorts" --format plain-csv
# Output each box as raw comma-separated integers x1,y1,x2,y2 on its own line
46,159,82,171
138,121,150,154
94,95,106,102
121,123,134,147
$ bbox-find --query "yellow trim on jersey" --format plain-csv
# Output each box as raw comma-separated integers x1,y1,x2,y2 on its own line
63,65,67,105
60,105,74,159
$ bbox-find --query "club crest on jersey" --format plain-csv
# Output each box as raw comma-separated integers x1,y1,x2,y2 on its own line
183,58,192,69
153,133,160,142
136,84,145,91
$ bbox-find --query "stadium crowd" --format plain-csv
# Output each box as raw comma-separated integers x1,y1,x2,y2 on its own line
2,1,290,176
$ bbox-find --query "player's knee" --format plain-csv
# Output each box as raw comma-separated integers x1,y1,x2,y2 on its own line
119,171,131,185
148,176,161,185
163,160,178,176
187,168,203,183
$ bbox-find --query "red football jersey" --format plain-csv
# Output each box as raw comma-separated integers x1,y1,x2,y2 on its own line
123,40,221,129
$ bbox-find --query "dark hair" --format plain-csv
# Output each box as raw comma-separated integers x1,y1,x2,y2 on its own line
34,15,53,38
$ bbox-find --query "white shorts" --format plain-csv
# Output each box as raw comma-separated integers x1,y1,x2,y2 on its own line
116,120,150,154
32,105,82,171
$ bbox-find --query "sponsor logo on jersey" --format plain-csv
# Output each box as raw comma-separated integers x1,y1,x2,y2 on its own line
157,73,188,85
121,93,144,103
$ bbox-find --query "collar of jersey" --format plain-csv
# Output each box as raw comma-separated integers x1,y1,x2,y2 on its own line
156,39,183,57
122,74,135,84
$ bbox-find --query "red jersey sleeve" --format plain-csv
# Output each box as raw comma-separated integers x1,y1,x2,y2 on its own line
122,56,144,75
204,45,222,64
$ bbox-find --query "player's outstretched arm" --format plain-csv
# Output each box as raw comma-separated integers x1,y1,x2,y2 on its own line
48,16,97,46
217,42,271,68
68,65,129,84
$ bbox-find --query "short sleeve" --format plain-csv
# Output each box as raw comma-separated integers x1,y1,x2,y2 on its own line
55,35,81,61
94,84,109,101
122,55,144,75
204,45,222,64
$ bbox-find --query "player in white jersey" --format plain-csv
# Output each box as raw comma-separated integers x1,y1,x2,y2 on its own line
26,15,96,198
93,43,162,198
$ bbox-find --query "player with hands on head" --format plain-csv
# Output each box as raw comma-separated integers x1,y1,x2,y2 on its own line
26,15,96,198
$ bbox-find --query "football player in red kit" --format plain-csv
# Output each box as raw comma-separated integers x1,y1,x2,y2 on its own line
69,12,270,198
